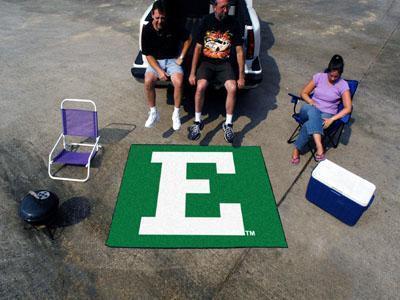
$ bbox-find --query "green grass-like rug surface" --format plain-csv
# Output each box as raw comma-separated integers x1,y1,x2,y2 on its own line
107,145,287,248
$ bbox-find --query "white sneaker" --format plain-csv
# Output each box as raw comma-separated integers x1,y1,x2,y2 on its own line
145,109,160,128
172,112,181,130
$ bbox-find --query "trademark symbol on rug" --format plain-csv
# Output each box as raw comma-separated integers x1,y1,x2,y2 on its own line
245,230,256,236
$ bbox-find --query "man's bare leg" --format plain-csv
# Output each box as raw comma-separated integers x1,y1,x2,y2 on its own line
188,79,208,140
144,72,158,108
222,80,237,143
171,72,184,130
224,79,237,116
195,79,208,116
144,72,160,128
171,72,183,109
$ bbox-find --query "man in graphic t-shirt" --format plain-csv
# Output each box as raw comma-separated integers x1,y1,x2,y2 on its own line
141,1,192,130
188,0,245,143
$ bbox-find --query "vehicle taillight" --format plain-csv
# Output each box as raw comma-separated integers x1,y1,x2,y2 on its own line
246,28,255,60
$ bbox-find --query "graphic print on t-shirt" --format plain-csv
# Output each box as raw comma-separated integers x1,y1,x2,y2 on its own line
203,30,233,59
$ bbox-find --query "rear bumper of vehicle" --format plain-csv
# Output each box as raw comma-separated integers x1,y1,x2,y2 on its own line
131,52,263,89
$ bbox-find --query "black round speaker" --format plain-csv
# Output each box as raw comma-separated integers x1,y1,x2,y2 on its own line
19,190,59,225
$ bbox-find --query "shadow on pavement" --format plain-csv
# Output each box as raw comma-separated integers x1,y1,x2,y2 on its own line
54,197,91,227
25,197,92,240
98,123,136,145
232,21,279,146
90,122,136,168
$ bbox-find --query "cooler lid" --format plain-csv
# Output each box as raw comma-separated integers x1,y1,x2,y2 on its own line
311,159,376,207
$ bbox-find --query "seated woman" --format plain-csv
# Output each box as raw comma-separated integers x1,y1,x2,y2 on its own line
291,55,352,164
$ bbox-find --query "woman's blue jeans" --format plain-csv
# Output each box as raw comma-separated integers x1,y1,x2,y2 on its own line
294,104,333,150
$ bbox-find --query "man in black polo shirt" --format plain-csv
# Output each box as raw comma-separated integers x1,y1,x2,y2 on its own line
141,1,191,130
188,0,245,143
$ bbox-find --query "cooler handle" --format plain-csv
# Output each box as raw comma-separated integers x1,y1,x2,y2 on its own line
329,188,343,197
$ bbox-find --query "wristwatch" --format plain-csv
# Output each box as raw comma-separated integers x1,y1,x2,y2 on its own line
179,55,184,60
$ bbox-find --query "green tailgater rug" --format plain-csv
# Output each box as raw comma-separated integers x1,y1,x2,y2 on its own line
106,145,287,248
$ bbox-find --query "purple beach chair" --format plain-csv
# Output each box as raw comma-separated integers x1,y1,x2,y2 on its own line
48,99,101,182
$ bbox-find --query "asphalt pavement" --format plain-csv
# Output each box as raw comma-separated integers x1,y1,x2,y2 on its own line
1,0,399,298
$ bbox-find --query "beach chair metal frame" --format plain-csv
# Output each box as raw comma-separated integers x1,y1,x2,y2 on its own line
48,99,100,182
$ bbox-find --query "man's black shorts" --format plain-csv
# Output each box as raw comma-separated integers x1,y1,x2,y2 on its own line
196,61,236,84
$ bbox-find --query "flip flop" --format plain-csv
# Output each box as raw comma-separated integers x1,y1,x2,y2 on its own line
291,156,300,165
315,153,326,162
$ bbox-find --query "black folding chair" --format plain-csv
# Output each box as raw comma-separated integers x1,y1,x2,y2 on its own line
287,80,359,159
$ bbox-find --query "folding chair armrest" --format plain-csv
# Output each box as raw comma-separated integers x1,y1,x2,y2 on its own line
49,133,64,162
86,136,100,166
288,93,303,115
288,93,302,103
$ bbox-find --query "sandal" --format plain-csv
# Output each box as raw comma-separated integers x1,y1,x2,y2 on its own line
291,156,300,165
315,153,326,162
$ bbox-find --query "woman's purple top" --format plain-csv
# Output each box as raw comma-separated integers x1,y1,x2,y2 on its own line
312,73,350,114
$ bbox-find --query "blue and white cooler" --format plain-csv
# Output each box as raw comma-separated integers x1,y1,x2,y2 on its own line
306,159,376,226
